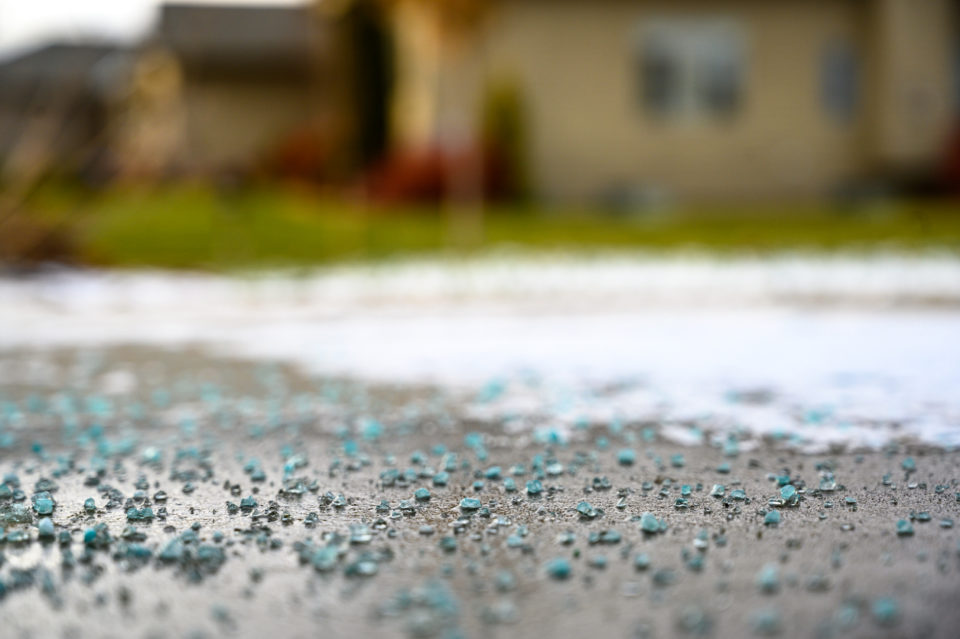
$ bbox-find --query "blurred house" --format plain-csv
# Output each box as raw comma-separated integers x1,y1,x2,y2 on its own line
0,43,132,186
0,3,390,186
130,1,395,182
385,0,960,202
137,3,336,179
1,0,957,203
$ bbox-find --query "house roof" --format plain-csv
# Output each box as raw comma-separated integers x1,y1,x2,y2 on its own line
0,43,130,107
157,3,324,74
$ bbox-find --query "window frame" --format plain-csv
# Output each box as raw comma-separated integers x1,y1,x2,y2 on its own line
820,38,861,124
635,18,747,123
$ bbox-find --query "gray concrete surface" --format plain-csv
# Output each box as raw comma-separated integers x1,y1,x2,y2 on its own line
0,347,957,639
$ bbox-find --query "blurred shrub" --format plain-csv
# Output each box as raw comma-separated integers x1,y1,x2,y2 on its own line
259,126,333,184
365,146,513,204
481,78,529,202
0,212,76,267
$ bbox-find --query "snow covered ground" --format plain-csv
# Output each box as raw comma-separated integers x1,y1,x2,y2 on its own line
2,252,959,450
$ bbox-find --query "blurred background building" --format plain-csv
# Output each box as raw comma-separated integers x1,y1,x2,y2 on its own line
1,0,959,204
0,42,131,185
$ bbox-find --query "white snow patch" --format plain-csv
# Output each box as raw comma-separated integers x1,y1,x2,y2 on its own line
2,253,959,451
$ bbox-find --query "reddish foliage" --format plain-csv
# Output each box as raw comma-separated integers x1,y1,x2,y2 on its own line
364,145,513,205
261,127,332,183
942,122,960,197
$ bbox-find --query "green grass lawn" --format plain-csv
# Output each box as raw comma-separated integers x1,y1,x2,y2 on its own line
20,183,960,270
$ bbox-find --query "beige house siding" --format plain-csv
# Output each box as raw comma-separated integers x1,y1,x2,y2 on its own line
178,80,318,171
870,0,955,171
391,0,956,201
482,0,873,201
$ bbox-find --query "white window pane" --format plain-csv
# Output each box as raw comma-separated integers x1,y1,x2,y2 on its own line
641,36,684,115
821,40,859,122
637,19,745,121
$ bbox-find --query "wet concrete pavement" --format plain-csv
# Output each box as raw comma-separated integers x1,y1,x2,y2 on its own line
0,347,958,638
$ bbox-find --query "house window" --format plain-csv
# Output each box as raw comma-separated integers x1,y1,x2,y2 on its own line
641,32,684,116
821,40,859,123
638,20,745,120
